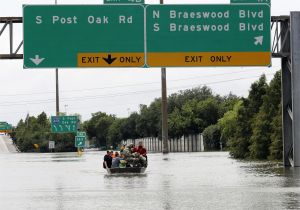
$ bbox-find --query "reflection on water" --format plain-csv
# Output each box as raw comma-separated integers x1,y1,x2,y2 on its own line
0,152,299,210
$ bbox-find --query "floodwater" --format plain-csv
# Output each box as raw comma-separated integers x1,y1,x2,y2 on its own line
0,151,300,210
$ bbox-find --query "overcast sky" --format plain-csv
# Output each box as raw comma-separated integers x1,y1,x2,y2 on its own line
0,0,298,125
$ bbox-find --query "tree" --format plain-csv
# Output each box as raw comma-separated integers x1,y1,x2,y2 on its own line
249,72,282,159
226,75,268,159
107,118,126,147
168,86,213,114
227,99,252,159
121,112,140,140
269,107,283,160
249,109,272,159
168,107,186,138
203,124,221,151
248,74,268,115
218,100,242,149
137,99,161,138
94,115,115,147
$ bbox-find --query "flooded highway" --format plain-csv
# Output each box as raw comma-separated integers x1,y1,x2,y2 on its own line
0,151,300,210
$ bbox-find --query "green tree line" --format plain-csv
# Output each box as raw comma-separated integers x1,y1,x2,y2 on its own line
10,112,76,152
216,71,282,160
10,71,282,161
82,86,239,149
82,70,282,160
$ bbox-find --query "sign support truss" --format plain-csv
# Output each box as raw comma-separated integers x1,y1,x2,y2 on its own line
0,15,290,61
0,17,23,59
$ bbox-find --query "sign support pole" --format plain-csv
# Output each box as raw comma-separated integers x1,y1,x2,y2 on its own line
281,18,292,167
161,67,168,154
291,12,300,167
55,0,60,117
56,68,59,116
160,0,168,154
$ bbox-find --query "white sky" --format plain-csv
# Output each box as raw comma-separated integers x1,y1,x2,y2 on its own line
0,0,298,125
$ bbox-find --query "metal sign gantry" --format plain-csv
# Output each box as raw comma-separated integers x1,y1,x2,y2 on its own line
0,17,23,59
0,14,299,167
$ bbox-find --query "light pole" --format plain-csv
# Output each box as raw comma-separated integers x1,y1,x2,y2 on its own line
127,108,130,117
64,105,68,115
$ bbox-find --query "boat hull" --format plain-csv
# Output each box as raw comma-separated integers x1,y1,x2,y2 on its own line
106,167,146,174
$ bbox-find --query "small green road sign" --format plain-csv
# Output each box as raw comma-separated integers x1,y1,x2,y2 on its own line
23,5,145,68
146,4,271,67
231,0,271,6
0,122,7,129
75,136,86,147
51,116,78,133
104,0,144,4
77,131,86,137
0,122,12,131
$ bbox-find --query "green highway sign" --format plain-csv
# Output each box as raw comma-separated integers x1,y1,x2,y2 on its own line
23,5,145,68
51,116,78,133
104,0,145,4
146,4,271,67
75,136,86,147
77,131,86,137
0,122,7,130
23,4,271,68
0,122,12,132
231,0,271,6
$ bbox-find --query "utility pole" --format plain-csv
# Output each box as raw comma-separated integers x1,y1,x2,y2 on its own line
56,68,59,116
160,0,168,154
55,0,59,117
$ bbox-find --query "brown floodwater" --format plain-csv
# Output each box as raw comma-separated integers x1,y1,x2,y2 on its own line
0,151,299,210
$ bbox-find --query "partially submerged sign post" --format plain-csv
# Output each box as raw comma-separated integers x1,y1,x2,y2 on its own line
75,136,86,148
75,131,86,148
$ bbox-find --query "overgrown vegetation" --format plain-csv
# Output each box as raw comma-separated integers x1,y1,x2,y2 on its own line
11,112,76,152
218,71,282,160
82,86,239,151
11,71,282,161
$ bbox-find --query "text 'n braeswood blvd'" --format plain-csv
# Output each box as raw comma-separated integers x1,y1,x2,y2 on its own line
23,4,270,68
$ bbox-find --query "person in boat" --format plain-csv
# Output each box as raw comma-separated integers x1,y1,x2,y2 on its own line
131,142,147,167
110,150,116,158
111,152,122,168
120,144,126,155
134,141,147,157
119,154,127,168
122,145,134,167
103,150,112,169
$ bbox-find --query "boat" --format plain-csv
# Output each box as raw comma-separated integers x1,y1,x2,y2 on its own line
104,161,147,174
